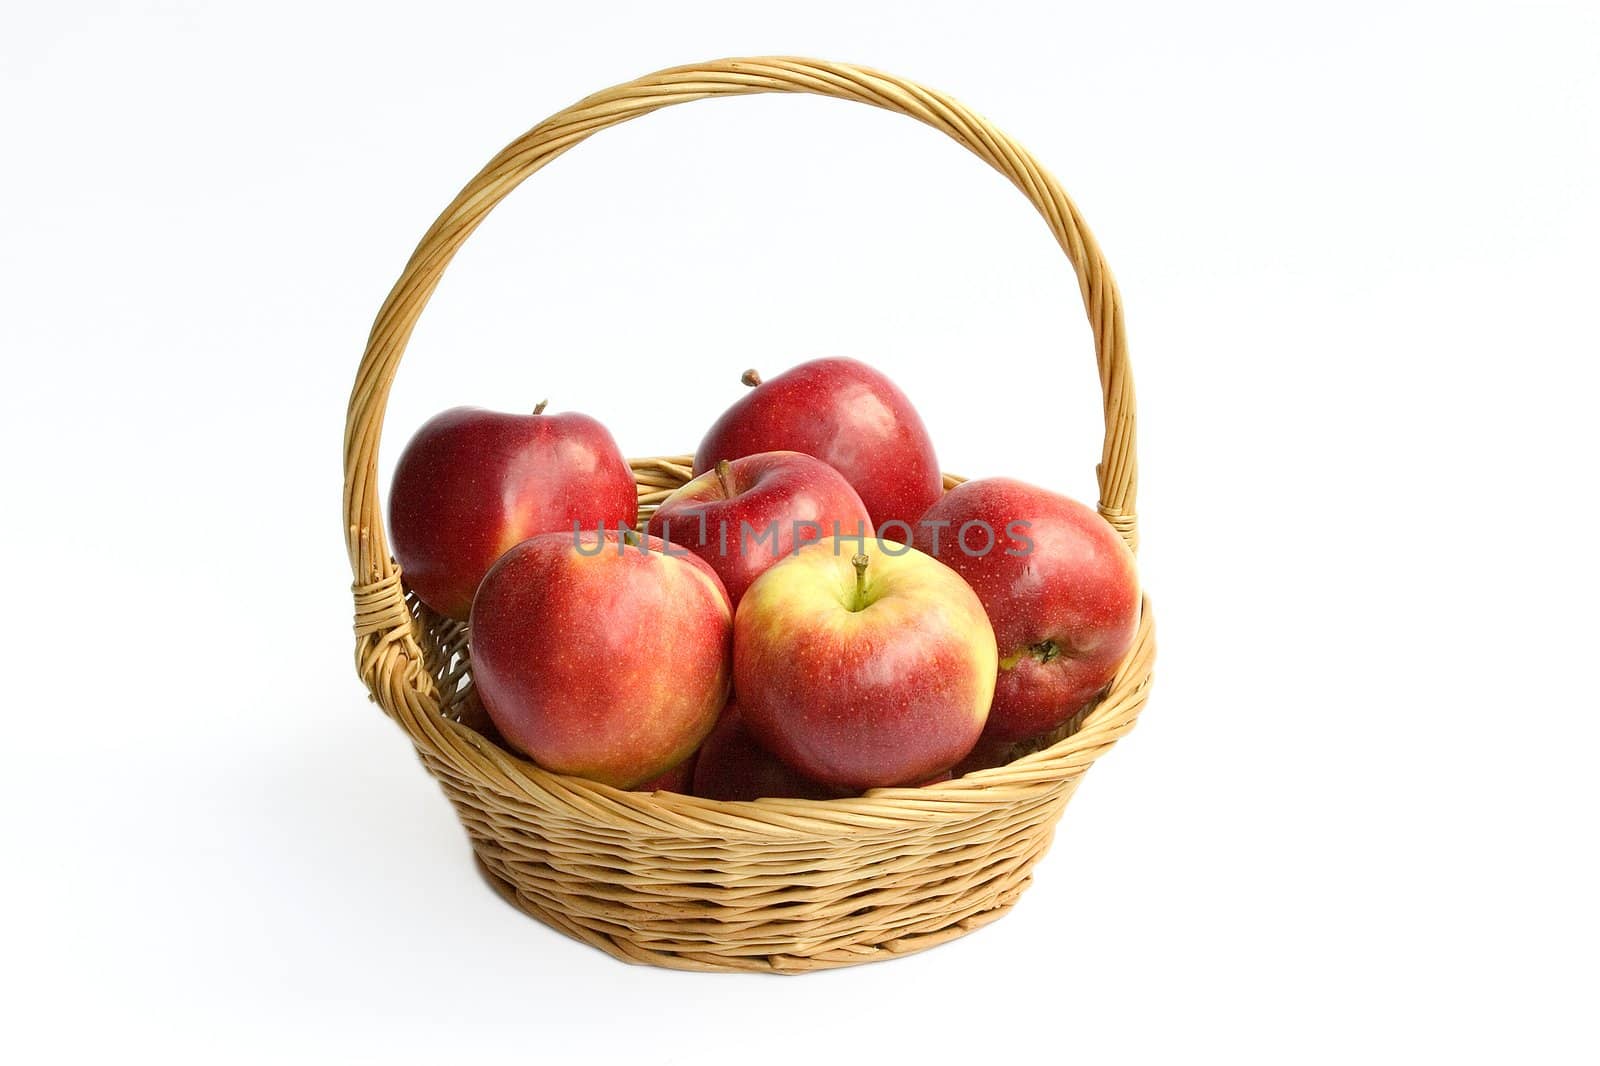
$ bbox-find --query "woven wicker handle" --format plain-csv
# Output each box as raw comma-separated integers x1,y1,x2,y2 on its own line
344,57,1139,598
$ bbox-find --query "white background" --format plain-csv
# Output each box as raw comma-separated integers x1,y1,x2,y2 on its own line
3,1,1596,1062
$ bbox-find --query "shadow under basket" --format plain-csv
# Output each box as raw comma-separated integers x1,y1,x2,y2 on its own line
344,57,1156,974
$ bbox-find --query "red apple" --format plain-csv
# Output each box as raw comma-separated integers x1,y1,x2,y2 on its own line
389,403,637,620
469,529,731,789
693,358,942,537
912,478,1139,744
635,752,697,794
690,704,846,801
734,538,997,790
646,450,872,607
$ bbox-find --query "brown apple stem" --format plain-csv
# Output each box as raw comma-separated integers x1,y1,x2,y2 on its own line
851,553,870,611
620,527,643,549
740,369,762,387
714,459,735,498
533,399,548,415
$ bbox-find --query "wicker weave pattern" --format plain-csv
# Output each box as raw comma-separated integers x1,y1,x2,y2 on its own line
343,58,1154,972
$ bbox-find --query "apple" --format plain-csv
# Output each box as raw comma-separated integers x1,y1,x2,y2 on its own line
635,752,697,794
388,403,637,620
912,478,1139,744
693,358,942,537
646,450,872,607
734,537,997,789
690,704,846,801
469,529,732,789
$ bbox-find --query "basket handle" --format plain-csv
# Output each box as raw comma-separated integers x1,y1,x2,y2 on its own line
344,56,1139,603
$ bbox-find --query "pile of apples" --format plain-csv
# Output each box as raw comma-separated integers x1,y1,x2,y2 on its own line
388,358,1139,800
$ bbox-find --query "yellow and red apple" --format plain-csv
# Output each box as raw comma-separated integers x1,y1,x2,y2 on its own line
734,537,997,789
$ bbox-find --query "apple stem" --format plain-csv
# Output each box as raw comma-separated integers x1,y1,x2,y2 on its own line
740,369,762,387
533,399,548,415
621,527,642,549
851,553,871,611
714,459,735,498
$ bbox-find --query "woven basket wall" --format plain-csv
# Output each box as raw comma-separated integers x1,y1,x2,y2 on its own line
343,57,1155,974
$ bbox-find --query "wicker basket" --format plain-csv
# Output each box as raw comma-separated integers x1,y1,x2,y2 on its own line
343,57,1155,974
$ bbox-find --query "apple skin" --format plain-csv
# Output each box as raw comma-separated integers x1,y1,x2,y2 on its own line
634,752,697,794
646,451,873,607
469,529,732,789
389,405,638,620
690,704,847,801
912,478,1139,744
734,537,997,790
693,358,942,537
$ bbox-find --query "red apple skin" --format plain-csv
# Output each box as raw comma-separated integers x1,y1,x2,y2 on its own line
690,705,847,802
469,530,732,789
635,752,697,794
646,451,873,608
389,405,638,620
693,358,942,537
912,478,1140,744
734,538,997,790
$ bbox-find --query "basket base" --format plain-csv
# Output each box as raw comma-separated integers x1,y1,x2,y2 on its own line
471,849,1028,975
